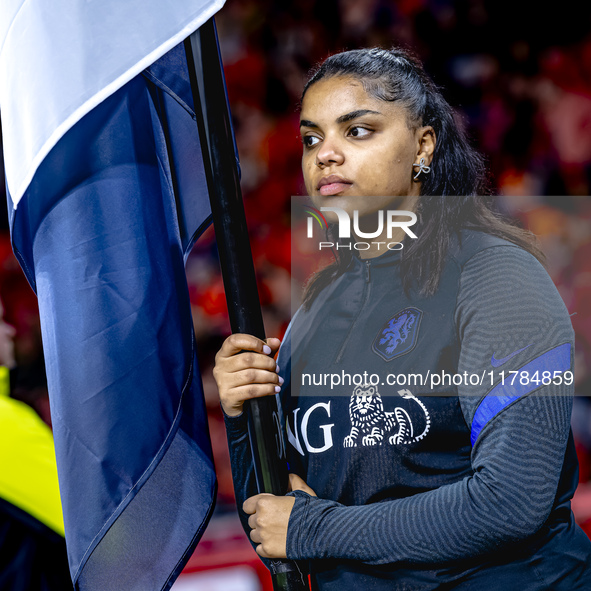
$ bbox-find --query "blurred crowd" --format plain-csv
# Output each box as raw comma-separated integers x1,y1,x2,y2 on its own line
1,0,590,525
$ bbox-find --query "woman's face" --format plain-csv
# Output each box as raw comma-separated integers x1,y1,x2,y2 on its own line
300,75,435,220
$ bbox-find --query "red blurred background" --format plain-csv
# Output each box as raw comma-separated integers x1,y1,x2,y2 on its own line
1,1,590,588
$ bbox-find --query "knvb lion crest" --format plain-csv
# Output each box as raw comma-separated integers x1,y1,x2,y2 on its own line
372,307,422,361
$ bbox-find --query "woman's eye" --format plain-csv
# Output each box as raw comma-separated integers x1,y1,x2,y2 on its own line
302,135,321,148
348,126,372,138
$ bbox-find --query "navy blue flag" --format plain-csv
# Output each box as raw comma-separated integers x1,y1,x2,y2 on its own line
6,44,217,591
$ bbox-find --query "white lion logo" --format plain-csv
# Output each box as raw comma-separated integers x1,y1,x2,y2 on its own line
343,386,431,447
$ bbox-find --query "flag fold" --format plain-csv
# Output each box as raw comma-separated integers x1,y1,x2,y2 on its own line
7,42,217,591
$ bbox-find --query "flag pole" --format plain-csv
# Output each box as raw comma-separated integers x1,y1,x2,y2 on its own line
183,18,309,591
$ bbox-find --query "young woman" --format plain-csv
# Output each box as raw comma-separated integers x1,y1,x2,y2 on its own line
213,48,591,590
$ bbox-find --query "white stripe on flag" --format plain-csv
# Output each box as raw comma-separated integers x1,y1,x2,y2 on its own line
0,0,225,207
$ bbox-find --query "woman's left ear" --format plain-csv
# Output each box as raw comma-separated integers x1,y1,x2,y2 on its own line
416,126,436,165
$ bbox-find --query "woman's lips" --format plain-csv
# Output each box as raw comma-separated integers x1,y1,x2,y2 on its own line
319,182,352,196
318,177,353,196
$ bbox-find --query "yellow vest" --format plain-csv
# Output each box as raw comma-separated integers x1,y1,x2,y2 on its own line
0,366,65,536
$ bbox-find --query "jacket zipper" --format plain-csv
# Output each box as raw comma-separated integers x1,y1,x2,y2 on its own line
335,259,372,363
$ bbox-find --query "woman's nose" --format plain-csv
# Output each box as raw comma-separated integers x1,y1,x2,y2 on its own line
315,137,344,167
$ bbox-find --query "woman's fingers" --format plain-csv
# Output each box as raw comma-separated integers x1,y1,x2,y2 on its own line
225,367,283,388
214,336,279,378
216,333,276,361
243,493,274,514
264,337,281,357
213,333,283,417
288,473,317,497
217,380,282,417
224,351,278,373
227,383,282,405
243,493,292,559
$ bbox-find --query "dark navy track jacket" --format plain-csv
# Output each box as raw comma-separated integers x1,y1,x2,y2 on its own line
225,230,591,590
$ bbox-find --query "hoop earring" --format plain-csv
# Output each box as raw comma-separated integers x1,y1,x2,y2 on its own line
412,157,431,181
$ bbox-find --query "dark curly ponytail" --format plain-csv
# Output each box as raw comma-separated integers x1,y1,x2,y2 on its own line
301,47,542,307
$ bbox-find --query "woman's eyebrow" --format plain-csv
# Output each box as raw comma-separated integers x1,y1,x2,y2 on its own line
335,109,381,124
299,119,318,129
300,109,382,129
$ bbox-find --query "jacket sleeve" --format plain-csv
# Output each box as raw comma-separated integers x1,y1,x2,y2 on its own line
223,326,295,566
285,245,575,565
223,410,258,532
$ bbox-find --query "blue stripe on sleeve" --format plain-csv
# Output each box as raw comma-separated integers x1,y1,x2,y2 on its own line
470,343,571,446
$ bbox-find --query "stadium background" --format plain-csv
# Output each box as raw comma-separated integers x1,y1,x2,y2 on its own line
0,0,590,588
